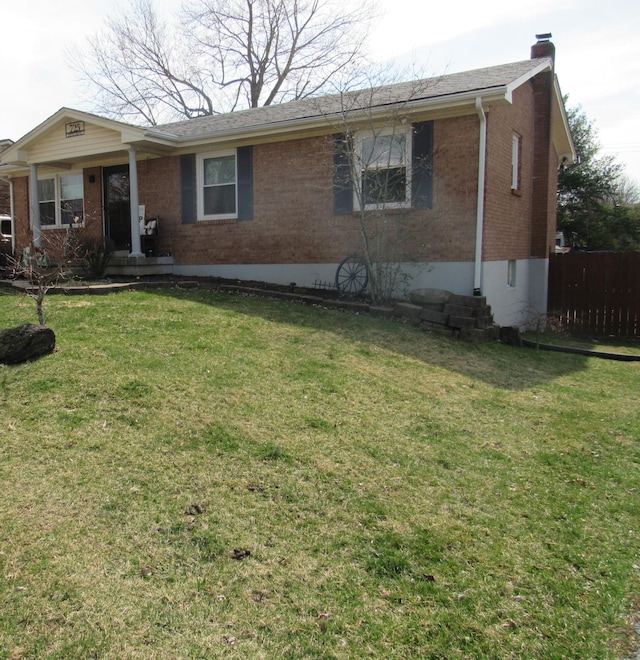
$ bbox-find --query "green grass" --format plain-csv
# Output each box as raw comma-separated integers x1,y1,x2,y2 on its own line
0,287,639,659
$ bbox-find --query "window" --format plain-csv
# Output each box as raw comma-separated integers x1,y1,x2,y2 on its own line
38,173,84,227
333,122,433,215
197,150,237,220
507,259,517,288
355,128,412,210
511,133,522,191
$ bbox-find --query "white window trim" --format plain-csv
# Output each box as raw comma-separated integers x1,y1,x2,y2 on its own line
511,133,521,191
354,127,412,212
38,171,85,228
196,149,238,221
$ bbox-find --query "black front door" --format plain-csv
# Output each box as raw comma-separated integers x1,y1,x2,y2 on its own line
104,165,131,250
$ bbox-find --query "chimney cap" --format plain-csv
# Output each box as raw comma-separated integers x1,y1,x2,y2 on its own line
535,32,553,41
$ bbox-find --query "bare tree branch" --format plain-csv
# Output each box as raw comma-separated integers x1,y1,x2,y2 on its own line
70,0,376,124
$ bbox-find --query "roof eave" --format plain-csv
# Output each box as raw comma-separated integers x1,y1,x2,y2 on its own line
552,75,576,164
171,87,513,148
504,57,553,101
0,108,152,166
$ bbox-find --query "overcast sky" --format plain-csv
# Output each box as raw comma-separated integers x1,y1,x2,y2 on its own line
2,0,639,183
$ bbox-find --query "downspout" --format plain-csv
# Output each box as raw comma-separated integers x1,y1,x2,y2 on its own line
474,97,487,296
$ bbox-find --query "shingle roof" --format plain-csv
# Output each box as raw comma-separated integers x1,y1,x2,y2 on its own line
151,58,550,140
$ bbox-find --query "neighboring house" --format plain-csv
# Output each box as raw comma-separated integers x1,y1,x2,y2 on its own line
0,139,13,218
0,36,574,327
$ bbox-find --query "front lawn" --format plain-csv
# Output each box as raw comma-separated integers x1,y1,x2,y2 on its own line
1,288,639,659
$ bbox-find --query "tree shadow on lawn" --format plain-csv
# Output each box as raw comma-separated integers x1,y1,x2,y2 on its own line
151,287,594,391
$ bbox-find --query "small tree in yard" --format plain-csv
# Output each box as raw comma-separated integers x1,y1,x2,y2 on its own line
9,234,74,326
328,75,434,304
7,226,112,326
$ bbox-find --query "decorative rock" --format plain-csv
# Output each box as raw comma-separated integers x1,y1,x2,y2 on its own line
409,288,452,306
499,326,523,347
0,323,56,364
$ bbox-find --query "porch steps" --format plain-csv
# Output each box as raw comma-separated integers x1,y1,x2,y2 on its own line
404,289,501,342
105,255,174,277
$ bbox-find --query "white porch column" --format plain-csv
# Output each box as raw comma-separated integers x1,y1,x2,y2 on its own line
29,164,42,248
128,148,144,258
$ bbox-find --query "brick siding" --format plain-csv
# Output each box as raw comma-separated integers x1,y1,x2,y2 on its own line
0,180,9,216
483,83,536,261
9,81,557,269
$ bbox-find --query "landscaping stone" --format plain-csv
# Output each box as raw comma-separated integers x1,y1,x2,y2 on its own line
449,293,487,307
369,306,395,319
419,308,449,325
409,288,452,307
447,315,477,330
460,326,500,342
499,326,523,347
393,302,423,319
0,323,56,364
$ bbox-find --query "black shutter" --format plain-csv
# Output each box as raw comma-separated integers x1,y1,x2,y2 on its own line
180,154,196,224
237,146,253,221
412,121,434,209
333,134,353,215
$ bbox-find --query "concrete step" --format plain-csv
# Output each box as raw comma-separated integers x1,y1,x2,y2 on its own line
106,255,174,277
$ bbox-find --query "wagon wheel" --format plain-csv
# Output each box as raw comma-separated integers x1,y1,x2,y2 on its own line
335,254,369,297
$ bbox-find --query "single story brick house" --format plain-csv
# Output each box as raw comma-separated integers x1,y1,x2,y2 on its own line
0,36,573,326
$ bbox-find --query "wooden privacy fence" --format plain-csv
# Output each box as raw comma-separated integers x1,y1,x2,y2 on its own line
548,251,640,337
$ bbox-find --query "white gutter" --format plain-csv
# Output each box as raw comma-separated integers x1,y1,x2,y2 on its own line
163,88,514,149
474,97,487,295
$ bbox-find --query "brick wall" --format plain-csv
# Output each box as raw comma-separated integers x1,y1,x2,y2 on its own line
10,168,104,250
483,83,536,261
164,120,480,267
137,156,181,256
0,180,9,216
83,167,104,239
11,177,30,248
9,111,530,268
530,68,557,258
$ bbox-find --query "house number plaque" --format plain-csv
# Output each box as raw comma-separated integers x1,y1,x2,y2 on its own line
65,121,85,138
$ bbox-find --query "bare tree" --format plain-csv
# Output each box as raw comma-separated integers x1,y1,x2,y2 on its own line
71,0,375,125
611,174,640,207
9,234,72,326
7,226,108,326
326,73,435,304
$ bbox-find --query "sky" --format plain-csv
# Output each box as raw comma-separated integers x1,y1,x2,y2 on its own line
2,0,639,184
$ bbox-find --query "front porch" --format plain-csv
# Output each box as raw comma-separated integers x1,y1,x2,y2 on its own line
105,253,175,277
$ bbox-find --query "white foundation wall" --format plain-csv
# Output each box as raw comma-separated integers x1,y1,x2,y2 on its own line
172,261,476,298
172,263,341,288
480,258,549,329
172,258,549,329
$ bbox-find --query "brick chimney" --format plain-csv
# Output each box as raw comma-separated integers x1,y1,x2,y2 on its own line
531,33,555,65
530,33,558,258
